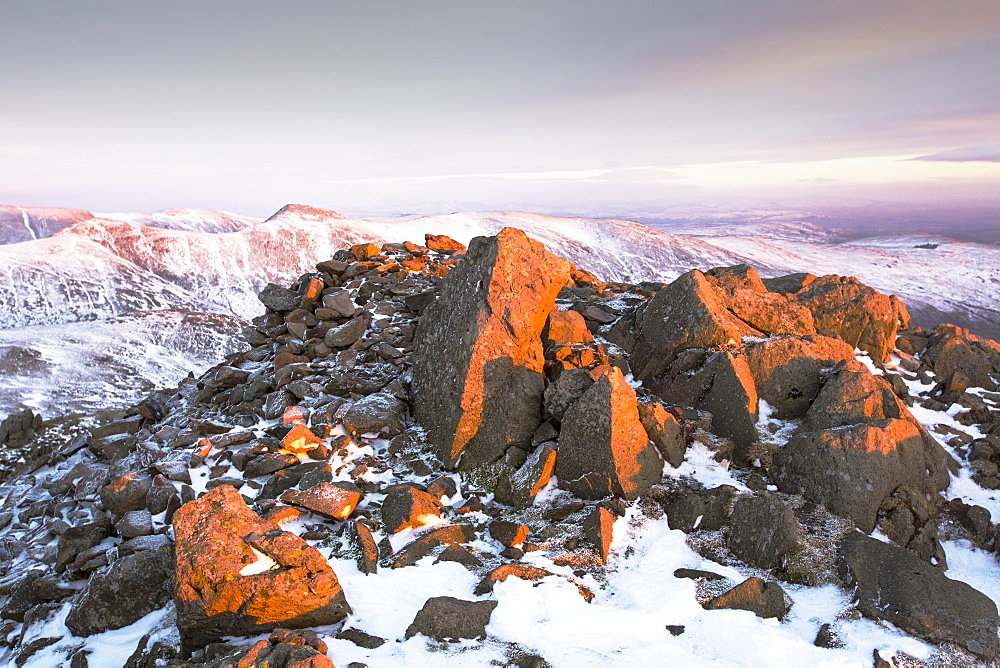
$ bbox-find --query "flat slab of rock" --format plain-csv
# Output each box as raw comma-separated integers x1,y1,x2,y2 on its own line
411,227,571,469
405,596,497,640
280,481,362,520
555,367,661,500
839,531,999,659
172,486,350,652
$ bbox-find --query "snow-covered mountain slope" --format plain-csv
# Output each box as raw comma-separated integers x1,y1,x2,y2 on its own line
20,205,997,337
0,310,246,418
0,234,213,328
0,205,94,245
33,207,760,324
99,208,261,233
0,203,997,420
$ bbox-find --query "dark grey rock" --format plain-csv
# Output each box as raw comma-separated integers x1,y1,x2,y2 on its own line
726,494,802,570
404,596,498,640
65,545,174,637
838,531,999,659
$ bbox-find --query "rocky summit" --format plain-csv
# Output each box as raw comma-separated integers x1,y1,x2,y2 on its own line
1,228,1000,666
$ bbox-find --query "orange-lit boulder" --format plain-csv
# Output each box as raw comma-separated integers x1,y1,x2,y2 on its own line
773,418,952,532
793,275,909,363
173,486,350,653
555,367,661,500
631,269,757,380
742,335,856,419
411,228,571,469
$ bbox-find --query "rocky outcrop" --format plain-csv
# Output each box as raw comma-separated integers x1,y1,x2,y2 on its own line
2,228,998,666
411,227,571,469
630,269,758,379
172,486,350,652
793,275,909,363
650,350,759,462
742,336,855,418
922,324,1000,392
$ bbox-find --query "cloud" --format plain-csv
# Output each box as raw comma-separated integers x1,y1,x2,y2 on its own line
911,144,1000,162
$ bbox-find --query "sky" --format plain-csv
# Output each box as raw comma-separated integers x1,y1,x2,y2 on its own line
0,0,997,220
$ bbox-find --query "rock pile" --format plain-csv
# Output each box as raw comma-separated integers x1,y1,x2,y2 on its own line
0,229,998,665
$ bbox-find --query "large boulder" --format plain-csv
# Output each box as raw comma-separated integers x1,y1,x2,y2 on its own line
404,596,497,641
804,360,916,431
650,350,759,463
631,269,758,380
411,228,571,469
839,531,999,659
922,325,1000,392
555,367,662,500
706,266,816,337
773,419,952,532
65,545,174,637
726,493,802,570
172,486,350,653
793,275,909,363
742,335,856,419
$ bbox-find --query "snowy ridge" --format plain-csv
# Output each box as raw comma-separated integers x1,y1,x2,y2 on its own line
1,204,997,337
99,208,261,234
0,205,94,245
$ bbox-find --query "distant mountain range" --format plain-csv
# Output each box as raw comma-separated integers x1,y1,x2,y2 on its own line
1,202,997,418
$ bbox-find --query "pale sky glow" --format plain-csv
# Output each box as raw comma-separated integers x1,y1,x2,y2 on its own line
0,0,996,219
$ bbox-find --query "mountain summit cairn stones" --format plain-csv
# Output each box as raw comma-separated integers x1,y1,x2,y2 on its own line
411,227,571,469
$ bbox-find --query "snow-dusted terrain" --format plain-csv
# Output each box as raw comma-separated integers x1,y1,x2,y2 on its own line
8,349,1000,668
1,209,999,667
0,203,997,419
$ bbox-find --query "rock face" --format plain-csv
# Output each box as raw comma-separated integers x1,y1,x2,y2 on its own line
405,596,498,641
172,486,350,652
773,419,951,532
555,367,662,500
411,227,572,469
631,269,757,380
742,336,856,419
839,531,999,659
794,276,909,363
922,324,1000,392
726,494,802,570
651,351,759,462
